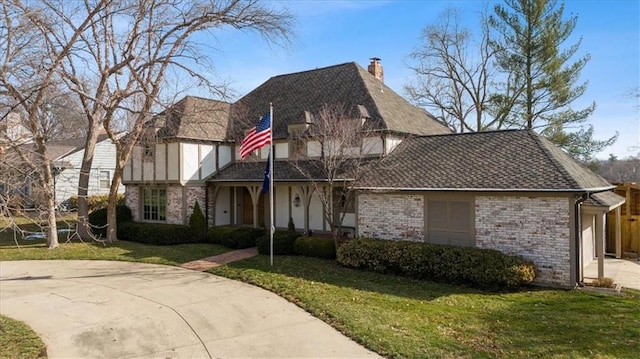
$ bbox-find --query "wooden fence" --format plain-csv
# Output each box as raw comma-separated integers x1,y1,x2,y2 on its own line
607,183,640,257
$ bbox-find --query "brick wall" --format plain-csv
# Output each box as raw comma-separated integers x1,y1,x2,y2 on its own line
475,196,571,286
358,193,424,240
124,184,206,225
125,186,139,221
184,186,206,225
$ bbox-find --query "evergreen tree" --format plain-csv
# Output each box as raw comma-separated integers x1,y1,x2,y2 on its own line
189,201,207,241
489,0,616,161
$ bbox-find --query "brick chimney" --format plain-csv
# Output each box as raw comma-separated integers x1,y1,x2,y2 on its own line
367,57,384,83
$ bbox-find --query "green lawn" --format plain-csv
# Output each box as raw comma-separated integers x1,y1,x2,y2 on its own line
0,315,47,359
0,227,228,266
210,255,640,359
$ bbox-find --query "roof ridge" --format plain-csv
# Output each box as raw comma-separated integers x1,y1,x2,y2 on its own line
527,130,581,188
352,64,385,128
415,128,522,139
269,62,356,80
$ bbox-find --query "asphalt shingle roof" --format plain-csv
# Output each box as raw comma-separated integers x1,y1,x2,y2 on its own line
230,62,451,139
157,96,231,141
583,191,626,208
357,130,614,192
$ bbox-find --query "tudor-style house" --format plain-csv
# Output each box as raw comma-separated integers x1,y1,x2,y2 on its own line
122,58,625,288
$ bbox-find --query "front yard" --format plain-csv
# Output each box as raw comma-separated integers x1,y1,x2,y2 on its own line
1,228,638,358
210,255,640,359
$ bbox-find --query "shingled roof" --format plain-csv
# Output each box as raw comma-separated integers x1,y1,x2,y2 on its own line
157,96,231,141
230,62,451,139
357,130,614,192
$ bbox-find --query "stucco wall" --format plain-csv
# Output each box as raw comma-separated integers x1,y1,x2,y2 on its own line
475,196,571,286
358,193,424,240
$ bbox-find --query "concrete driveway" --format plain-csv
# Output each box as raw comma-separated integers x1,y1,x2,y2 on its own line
0,260,379,358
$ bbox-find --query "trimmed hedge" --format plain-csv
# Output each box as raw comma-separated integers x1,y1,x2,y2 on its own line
294,236,336,259
118,221,196,245
207,226,237,244
218,227,265,249
337,238,537,289
88,205,132,237
256,231,301,255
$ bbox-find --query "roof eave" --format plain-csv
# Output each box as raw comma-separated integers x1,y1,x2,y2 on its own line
354,186,616,193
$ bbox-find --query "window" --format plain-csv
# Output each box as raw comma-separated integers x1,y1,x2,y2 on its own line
142,187,166,221
99,171,110,189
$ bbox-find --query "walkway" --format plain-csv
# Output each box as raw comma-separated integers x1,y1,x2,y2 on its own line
583,257,640,290
180,247,258,271
0,259,379,358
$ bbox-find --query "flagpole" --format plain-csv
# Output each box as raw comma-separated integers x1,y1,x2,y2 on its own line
269,103,274,266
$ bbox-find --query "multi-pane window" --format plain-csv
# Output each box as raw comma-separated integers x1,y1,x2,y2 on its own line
142,188,166,221
99,171,110,189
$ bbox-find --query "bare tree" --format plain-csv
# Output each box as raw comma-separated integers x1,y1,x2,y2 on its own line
290,103,382,247
31,0,292,241
406,7,498,133
0,1,107,248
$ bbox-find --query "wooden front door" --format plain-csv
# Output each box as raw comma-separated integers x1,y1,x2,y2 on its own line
242,187,264,226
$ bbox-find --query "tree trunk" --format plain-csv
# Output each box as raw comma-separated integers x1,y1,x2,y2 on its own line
105,164,123,243
38,151,59,249
76,122,101,239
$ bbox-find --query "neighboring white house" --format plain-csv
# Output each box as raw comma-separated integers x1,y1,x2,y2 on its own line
50,133,124,208
122,59,625,288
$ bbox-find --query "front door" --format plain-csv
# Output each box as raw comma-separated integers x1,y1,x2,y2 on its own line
242,187,264,226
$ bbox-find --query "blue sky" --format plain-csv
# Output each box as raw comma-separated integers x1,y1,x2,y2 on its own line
204,0,639,159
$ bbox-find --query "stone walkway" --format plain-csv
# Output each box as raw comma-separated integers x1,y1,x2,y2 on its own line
179,247,258,271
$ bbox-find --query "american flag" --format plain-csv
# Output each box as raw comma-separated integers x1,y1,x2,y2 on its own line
239,112,271,159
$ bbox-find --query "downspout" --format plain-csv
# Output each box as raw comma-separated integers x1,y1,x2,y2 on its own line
574,192,589,287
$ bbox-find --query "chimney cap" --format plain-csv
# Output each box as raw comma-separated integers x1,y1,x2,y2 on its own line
370,57,381,62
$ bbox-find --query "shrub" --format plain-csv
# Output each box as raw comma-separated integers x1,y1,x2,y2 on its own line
218,227,264,249
591,277,616,288
337,238,537,289
118,221,195,245
88,205,133,237
256,230,301,255
207,226,237,244
294,236,336,259
188,201,207,241
67,194,125,212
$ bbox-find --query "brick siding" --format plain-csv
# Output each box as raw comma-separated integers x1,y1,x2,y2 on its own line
125,186,139,221
358,193,424,240
475,196,571,286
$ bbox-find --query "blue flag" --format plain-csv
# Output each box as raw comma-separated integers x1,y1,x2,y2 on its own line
261,153,270,193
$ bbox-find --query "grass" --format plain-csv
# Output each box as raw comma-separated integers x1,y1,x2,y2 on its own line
0,223,228,266
209,255,640,359
0,315,47,359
